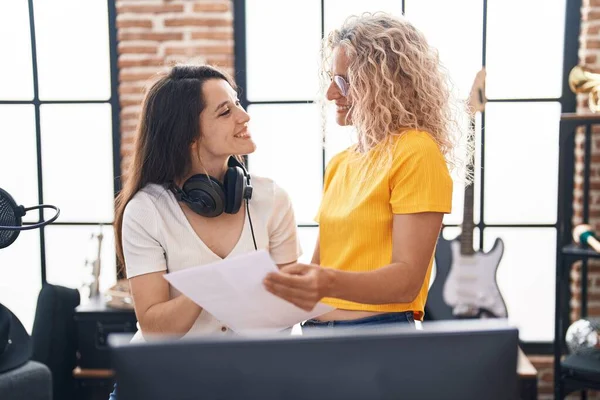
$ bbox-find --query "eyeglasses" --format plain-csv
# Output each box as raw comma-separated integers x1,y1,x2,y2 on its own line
327,72,349,97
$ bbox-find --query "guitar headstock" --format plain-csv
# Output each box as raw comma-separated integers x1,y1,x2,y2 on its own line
468,67,487,113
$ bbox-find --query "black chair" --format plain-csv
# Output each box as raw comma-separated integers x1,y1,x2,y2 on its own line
0,360,52,400
31,283,81,400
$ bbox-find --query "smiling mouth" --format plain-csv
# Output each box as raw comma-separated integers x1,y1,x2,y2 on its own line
234,130,251,139
336,105,351,112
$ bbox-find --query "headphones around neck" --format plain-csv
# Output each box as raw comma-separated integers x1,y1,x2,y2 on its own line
169,157,253,218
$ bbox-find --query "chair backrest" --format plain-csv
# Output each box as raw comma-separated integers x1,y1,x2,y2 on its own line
31,283,80,400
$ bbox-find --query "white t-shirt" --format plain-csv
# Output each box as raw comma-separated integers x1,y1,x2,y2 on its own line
121,176,302,342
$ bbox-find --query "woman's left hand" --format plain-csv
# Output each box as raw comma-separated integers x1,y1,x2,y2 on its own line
263,263,334,311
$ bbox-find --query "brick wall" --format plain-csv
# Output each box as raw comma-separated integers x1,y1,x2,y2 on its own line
116,0,234,179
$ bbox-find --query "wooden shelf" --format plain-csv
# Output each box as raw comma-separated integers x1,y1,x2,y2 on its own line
561,112,600,122
73,367,115,379
517,348,537,378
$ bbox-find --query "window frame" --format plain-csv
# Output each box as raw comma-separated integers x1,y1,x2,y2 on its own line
0,0,121,282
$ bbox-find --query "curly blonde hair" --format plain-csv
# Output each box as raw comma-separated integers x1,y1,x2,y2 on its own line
321,12,472,179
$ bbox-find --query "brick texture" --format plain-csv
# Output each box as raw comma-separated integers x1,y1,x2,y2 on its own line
116,0,234,179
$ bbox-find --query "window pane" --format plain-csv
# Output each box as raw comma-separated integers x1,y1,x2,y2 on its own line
247,104,322,225
324,0,403,35
0,105,39,223
245,0,321,101
45,224,116,305
324,103,356,164
485,227,556,342
0,2,33,100
405,0,483,100
34,0,111,100
484,102,560,224
0,231,41,333
441,227,480,249
297,226,319,264
442,226,460,242
40,104,115,222
486,0,566,99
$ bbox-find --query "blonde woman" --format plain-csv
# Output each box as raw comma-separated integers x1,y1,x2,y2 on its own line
264,13,467,329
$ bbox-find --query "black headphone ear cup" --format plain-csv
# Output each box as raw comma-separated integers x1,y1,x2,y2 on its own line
223,166,245,214
182,175,226,217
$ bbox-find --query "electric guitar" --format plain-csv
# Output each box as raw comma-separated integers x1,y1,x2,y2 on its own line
428,68,508,319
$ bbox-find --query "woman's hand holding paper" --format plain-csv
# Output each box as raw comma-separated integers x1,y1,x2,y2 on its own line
264,263,335,311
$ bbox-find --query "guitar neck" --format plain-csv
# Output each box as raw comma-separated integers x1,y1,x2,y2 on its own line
461,182,475,256
459,68,485,258
460,118,476,256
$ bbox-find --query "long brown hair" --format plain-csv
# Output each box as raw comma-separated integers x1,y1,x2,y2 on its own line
114,65,235,270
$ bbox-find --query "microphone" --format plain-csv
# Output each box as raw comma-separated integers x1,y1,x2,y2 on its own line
573,224,600,253
0,187,60,249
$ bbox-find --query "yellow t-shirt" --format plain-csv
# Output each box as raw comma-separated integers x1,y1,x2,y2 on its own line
315,130,453,320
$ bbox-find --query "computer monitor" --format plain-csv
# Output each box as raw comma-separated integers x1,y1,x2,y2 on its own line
108,319,518,400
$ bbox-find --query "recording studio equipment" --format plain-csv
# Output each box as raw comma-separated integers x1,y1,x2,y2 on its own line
0,188,60,249
109,319,519,400
573,224,600,253
566,318,600,354
569,65,600,113
169,157,252,218
169,157,257,250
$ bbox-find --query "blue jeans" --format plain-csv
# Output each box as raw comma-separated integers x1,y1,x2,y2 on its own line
301,311,415,331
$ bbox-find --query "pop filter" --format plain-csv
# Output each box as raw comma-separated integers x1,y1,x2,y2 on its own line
0,188,60,249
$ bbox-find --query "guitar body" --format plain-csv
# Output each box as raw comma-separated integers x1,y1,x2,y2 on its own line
424,234,455,321
425,68,509,321
442,237,508,318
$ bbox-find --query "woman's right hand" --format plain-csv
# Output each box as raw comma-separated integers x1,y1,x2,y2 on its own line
263,263,335,311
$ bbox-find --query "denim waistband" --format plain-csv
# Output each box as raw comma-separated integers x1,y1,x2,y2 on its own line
302,311,415,328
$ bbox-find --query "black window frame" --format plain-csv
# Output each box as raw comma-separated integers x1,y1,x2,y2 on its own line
0,0,121,283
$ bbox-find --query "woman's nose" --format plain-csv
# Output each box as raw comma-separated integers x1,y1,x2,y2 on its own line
238,107,250,123
326,80,340,101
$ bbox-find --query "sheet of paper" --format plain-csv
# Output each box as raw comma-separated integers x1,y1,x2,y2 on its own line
163,250,334,334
